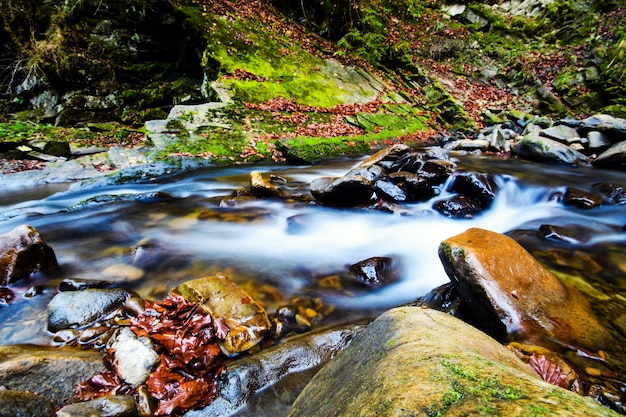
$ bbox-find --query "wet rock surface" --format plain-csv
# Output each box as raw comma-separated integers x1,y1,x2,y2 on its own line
0,345,105,407
172,273,271,354
56,395,139,417
0,389,56,417
0,224,57,286
438,228,613,352
183,322,365,417
47,288,135,333
288,307,619,417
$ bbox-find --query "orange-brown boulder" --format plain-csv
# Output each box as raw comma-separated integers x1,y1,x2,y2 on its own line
438,228,612,352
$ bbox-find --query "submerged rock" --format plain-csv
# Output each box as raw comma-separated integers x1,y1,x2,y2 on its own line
288,307,619,417
438,228,613,352
172,273,271,354
0,224,57,285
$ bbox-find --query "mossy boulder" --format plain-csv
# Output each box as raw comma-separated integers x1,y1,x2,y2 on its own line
288,307,618,417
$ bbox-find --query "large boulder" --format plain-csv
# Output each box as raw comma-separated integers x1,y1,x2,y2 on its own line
438,228,613,352
172,273,271,354
0,345,105,408
0,225,57,285
288,308,619,417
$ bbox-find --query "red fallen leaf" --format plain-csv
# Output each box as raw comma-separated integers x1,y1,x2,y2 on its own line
76,370,124,401
147,355,216,416
214,317,230,340
528,353,570,389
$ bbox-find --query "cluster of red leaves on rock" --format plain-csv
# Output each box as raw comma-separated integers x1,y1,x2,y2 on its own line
77,294,229,416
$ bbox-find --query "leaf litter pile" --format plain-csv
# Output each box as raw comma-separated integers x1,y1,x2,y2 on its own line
77,293,230,416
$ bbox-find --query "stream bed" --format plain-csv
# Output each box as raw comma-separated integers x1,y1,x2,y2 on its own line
1,152,625,349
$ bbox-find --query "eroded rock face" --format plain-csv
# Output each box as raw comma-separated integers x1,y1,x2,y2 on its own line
438,228,613,351
172,273,271,354
288,308,619,417
0,224,57,285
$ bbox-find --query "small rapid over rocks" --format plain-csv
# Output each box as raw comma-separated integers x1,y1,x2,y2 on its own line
0,142,625,415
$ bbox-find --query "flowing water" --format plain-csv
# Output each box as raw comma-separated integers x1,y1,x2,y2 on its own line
1,152,625,347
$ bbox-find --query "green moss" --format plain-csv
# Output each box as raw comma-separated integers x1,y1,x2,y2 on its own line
426,359,525,417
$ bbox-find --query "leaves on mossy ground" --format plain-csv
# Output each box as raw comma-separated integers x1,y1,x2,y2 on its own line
77,293,229,416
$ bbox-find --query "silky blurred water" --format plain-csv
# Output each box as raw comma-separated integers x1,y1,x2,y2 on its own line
1,153,625,345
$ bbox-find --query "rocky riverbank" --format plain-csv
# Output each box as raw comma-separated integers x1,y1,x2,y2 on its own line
1,140,625,416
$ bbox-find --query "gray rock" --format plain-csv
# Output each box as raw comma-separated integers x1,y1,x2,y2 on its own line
433,194,483,218
47,289,133,332
580,114,626,137
374,179,407,202
444,138,490,152
110,327,159,387
0,224,58,285
288,307,620,417
56,395,138,417
512,134,589,164
540,124,580,143
587,131,613,153
183,323,365,417
357,144,411,170
0,345,105,407
592,140,626,170
0,390,55,417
